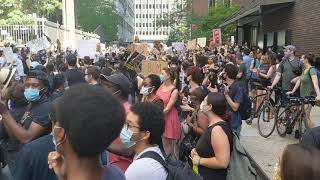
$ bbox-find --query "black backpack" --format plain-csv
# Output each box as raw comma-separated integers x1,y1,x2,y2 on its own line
139,151,203,180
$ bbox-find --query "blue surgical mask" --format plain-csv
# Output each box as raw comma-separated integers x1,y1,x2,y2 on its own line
24,88,42,102
120,127,136,148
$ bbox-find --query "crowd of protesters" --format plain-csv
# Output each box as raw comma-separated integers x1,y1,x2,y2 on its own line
0,41,319,180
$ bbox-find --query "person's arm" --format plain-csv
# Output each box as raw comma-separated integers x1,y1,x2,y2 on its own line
236,71,243,79
259,66,275,79
1,112,46,144
250,59,255,72
287,79,300,95
270,72,281,89
225,95,240,112
164,89,178,114
311,74,320,98
191,126,230,169
193,112,209,136
107,144,134,158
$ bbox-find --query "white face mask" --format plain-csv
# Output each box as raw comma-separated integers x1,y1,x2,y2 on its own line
200,101,205,112
140,86,153,96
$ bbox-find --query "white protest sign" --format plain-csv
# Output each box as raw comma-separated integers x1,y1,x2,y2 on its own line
197,38,207,48
172,42,185,51
76,40,98,59
3,47,14,63
26,37,51,53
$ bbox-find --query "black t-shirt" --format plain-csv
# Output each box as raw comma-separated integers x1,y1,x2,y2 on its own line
64,68,85,87
301,126,320,150
13,135,57,180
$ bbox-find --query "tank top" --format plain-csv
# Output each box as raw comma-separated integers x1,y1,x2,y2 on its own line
195,121,233,180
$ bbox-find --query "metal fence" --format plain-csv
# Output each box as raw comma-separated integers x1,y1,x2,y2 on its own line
0,18,99,44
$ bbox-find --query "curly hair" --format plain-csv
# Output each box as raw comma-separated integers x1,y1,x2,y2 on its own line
186,66,204,85
131,102,165,146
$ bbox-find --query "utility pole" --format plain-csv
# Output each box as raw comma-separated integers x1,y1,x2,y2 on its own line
62,0,76,48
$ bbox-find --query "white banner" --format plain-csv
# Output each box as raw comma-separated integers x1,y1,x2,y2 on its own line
76,40,98,59
26,37,51,53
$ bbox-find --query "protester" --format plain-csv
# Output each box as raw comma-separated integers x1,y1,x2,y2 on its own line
157,68,181,157
273,144,320,180
64,54,85,87
123,102,167,180
13,48,25,82
287,54,320,130
0,70,51,173
84,66,101,85
100,73,133,172
141,74,164,109
269,45,300,100
51,74,65,100
48,84,126,180
301,126,320,150
223,64,243,134
191,92,233,180
236,54,247,91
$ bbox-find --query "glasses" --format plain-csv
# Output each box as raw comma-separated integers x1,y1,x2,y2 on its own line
125,122,140,131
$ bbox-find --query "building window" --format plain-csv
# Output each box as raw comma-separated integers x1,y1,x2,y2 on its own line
149,14,152,18
156,32,158,35
149,4,152,9
143,31,145,35
153,14,155,18
156,4,158,8
163,4,165,8
142,14,145,18
146,23,148,27
136,14,138,18
136,23,138,27
136,4,138,9
146,31,148,35
153,4,155,9
166,4,169,9
150,23,152,27
139,4,141,9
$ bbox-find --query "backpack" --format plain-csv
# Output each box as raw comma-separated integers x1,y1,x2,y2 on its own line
239,87,252,120
139,151,203,180
226,132,258,180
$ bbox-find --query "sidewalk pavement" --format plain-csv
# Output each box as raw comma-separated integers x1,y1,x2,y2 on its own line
240,106,320,178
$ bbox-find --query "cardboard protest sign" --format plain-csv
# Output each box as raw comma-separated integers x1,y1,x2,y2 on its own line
76,40,98,59
197,38,207,48
3,47,14,63
26,37,51,53
141,60,168,76
134,44,149,56
125,51,146,71
172,42,185,51
187,39,197,50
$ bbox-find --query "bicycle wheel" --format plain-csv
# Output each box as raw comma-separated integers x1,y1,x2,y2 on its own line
298,114,309,140
276,107,289,137
257,102,276,138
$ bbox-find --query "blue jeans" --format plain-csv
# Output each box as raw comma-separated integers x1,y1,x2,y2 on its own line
233,126,242,137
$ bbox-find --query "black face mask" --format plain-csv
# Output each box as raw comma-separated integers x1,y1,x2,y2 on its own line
184,77,189,85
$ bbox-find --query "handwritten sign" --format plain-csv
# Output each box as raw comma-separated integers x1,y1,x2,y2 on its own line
187,39,197,50
141,60,168,76
134,44,149,56
197,38,207,48
172,42,185,51
26,37,51,53
76,40,98,59
3,47,14,63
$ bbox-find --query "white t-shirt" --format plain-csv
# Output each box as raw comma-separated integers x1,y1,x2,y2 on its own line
125,146,167,180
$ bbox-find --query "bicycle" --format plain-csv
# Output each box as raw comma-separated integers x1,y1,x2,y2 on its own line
275,96,316,139
256,87,277,138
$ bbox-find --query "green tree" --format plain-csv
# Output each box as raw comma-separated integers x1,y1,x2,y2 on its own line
21,0,62,17
160,0,239,45
75,0,118,42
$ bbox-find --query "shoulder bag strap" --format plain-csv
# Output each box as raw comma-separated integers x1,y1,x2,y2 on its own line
139,151,169,171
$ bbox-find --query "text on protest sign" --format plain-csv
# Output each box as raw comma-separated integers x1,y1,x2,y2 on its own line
172,42,185,51
141,60,168,76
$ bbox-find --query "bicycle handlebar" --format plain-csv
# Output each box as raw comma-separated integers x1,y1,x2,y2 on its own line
287,96,317,105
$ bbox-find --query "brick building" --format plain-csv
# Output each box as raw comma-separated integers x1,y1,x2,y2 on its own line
220,0,320,55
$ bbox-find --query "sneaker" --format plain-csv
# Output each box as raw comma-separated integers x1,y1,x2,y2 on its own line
295,130,300,139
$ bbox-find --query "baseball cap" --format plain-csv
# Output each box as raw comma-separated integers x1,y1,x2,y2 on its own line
284,45,296,52
100,73,130,95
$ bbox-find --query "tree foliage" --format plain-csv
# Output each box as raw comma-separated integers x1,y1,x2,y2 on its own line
160,0,239,45
0,0,62,25
75,0,118,42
